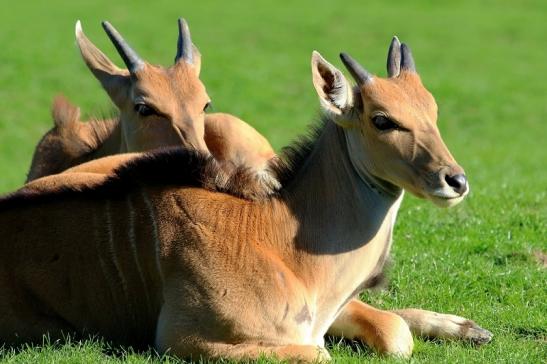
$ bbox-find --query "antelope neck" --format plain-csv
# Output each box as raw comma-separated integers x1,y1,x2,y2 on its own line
281,119,403,258
277,120,404,339
343,126,403,199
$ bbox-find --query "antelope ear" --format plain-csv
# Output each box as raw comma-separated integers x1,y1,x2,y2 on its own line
75,21,130,107
311,51,354,119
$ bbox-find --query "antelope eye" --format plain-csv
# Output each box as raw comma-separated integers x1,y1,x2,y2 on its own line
204,101,212,112
134,103,157,117
371,115,398,131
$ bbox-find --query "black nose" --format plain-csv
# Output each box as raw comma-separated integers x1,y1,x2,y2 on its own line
445,173,468,195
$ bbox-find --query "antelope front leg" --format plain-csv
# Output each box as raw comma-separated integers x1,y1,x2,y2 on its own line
157,336,330,363
156,301,330,363
391,308,493,345
328,299,413,357
175,342,331,363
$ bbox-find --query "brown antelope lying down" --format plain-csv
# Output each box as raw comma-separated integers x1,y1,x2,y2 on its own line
0,38,491,361
27,20,276,190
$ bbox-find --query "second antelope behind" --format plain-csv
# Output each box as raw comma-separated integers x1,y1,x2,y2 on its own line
27,19,276,191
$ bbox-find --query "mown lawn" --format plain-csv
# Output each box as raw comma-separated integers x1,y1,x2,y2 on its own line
0,0,545,363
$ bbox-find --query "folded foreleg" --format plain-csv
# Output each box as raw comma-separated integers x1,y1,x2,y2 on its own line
391,308,492,345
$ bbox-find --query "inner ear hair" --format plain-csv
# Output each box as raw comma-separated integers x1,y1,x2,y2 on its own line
312,51,361,129
312,58,351,111
317,62,350,110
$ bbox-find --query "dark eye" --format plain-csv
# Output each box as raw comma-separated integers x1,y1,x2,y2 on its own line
204,101,212,112
371,115,398,131
134,103,157,117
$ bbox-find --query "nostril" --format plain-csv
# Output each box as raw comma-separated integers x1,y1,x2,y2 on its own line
445,173,468,195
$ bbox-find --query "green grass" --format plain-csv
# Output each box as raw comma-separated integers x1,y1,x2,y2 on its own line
0,0,545,362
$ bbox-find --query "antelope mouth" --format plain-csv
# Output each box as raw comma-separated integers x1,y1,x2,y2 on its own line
428,187,469,208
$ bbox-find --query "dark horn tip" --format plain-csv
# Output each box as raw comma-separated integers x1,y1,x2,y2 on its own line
339,52,372,85
387,36,403,78
100,20,144,73
101,20,117,37
339,52,353,66
339,52,357,70
101,21,121,38
176,17,193,64
401,43,413,55
400,42,417,72
178,18,190,35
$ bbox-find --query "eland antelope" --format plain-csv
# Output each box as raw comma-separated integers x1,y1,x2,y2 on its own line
26,20,276,191
0,37,491,361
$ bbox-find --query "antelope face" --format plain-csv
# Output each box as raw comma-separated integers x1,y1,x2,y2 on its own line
76,19,210,153
312,38,468,207
126,61,210,152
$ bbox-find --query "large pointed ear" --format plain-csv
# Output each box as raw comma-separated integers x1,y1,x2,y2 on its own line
311,51,355,120
75,21,130,107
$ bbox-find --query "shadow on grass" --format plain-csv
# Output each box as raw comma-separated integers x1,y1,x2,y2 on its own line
324,335,376,358
510,326,547,343
0,331,505,363
0,335,178,363
0,335,331,364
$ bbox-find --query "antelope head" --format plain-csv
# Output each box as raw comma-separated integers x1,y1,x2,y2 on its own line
312,37,468,207
75,19,210,153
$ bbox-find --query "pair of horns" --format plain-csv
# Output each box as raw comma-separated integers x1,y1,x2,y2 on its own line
92,18,194,73
386,36,415,77
339,36,416,85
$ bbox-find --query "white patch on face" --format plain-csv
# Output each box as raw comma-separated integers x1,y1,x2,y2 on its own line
429,194,466,208
429,182,469,208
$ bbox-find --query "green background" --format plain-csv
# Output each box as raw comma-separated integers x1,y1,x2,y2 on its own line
0,0,545,362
